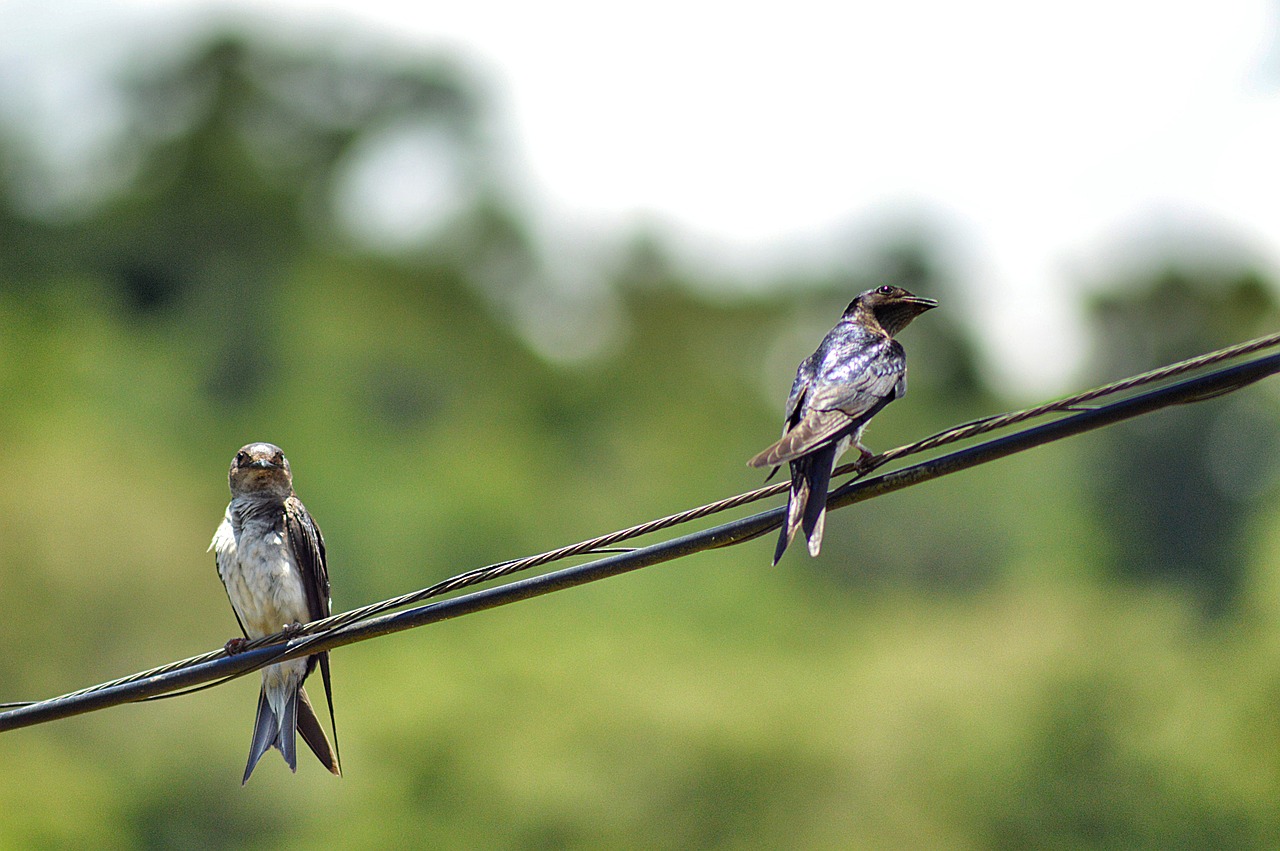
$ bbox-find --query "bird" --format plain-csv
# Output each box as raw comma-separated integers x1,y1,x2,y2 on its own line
749,285,937,564
209,442,341,784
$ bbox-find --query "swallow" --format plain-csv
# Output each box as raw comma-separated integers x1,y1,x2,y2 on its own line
749,285,937,563
209,442,341,783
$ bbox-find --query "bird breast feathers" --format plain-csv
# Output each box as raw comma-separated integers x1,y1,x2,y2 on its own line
214,517,310,638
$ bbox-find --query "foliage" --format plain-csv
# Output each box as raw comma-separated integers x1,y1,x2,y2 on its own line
1,25,1279,849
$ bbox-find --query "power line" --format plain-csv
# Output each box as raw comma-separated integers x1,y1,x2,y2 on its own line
2,334,1280,733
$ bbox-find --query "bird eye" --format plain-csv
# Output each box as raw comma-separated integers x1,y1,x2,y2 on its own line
877,285,895,295
234,451,248,465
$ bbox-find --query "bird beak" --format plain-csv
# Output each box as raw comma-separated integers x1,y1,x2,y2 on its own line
903,296,939,310
248,458,278,470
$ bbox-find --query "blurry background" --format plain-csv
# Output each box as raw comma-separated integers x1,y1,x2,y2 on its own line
3,1,1280,847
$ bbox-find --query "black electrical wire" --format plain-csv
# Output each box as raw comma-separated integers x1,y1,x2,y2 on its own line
2,337,1279,733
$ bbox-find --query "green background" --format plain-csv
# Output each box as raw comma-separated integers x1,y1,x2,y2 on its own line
3,27,1280,850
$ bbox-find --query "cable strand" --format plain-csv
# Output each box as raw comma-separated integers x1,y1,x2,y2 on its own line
2,331,1278,729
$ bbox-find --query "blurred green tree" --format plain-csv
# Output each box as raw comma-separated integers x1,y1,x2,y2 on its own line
2,20,1280,851
1088,265,1280,614
2,31,497,404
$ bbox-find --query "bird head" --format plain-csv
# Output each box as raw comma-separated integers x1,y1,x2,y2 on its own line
228,442,293,499
847,285,938,336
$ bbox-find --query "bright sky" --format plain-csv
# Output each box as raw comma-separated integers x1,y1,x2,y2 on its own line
3,0,1278,392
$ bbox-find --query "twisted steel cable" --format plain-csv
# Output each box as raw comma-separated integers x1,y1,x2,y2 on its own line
3,331,1279,730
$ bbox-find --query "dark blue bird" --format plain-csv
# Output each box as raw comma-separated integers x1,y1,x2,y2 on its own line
750,285,937,564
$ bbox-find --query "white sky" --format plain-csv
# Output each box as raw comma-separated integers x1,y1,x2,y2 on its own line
2,0,1279,392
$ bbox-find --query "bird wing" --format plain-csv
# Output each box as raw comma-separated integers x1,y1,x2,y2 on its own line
749,353,820,477
284,494,341,775
750,335,906,467
804,334,906,420
284,496,330,624
781,351,820,431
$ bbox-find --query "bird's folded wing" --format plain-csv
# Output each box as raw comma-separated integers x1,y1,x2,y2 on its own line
749,339,906,467
285,497,330,624
749,408,855,467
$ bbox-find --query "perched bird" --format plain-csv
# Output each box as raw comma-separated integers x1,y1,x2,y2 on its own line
209,442,341,784
749,285,937,564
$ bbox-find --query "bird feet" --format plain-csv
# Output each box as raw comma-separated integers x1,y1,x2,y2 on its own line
851,444,877,473
224,621,304,655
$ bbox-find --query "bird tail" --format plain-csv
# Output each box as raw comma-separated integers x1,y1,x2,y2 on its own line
297,685,341,777
772,444,838,565
242,666,340,784
243,682,296,784
773,459,808,565
800,444,836,557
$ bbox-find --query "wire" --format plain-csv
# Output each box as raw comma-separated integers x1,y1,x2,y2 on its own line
2,332,1279,733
